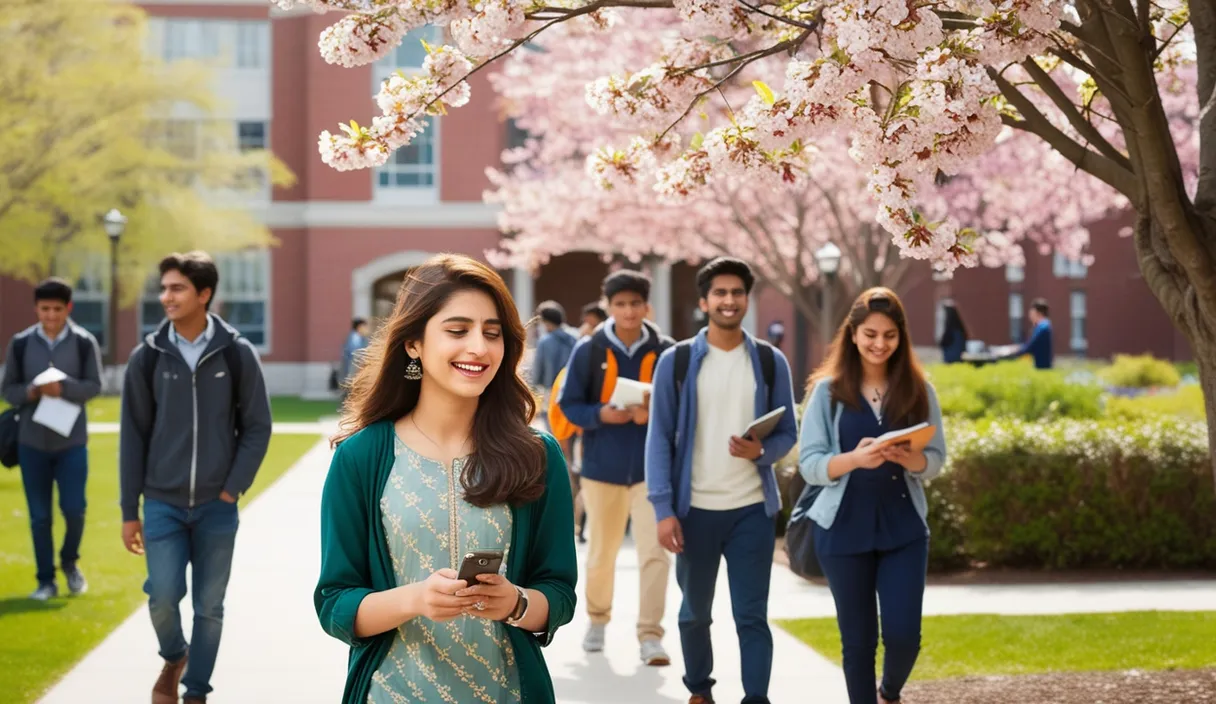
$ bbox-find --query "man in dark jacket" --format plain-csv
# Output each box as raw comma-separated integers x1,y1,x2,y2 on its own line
1,278,102,601
119,251,272,704
559,269,674,666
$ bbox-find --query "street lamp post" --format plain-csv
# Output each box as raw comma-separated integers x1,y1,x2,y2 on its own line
102,209,127,382
814,242,842,366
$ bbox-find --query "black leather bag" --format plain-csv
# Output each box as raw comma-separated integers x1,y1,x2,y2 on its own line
0,408,20,469
784,482,824,579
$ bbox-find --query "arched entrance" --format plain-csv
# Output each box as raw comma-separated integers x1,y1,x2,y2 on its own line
350,250,433,324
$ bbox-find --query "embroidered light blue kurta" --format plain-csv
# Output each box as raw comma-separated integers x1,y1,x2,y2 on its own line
367,438,521,704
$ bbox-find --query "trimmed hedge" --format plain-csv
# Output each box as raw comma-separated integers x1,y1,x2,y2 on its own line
925,360,1104,421
1099,354,1183,389
927,417,1216,570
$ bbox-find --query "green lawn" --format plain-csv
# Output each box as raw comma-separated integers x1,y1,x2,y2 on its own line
0,395,339,423
779,611,1216,680
0,433,321,703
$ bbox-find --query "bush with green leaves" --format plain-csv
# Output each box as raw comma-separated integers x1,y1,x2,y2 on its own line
925,360,1104,421
926,417,1216,570
1098,354,1183,389
1105,385,1207,421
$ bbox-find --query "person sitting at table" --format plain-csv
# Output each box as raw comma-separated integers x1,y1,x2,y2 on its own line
1005,298,1053,369
937,302,968,364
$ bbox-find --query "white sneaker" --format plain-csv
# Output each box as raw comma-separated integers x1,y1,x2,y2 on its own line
640,638,670,666
583,624,606,652
30,583,58,601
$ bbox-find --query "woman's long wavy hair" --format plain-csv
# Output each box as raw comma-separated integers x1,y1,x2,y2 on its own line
332,254,546,507
809,287,929,429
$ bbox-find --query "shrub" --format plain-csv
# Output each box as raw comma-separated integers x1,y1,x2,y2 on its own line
1099,354,1182,390
928,417,1216,570
1105,385,1207,421
925,360,1104,421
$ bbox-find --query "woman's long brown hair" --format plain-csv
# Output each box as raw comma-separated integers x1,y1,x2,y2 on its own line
332,253,546,507
808,287,929,429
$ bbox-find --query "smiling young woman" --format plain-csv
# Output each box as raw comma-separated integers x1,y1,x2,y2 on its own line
797,287,949,704
316,253,577,704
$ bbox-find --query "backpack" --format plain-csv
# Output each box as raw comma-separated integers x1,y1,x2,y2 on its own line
671,338,777,407
783,397,839,580
138,342,245,431
1,331,94,469
546,334,669,442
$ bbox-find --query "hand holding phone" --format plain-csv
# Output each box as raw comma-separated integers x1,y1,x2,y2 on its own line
457,550,504,583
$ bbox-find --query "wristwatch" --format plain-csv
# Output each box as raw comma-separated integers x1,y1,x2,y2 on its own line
503,585,529,626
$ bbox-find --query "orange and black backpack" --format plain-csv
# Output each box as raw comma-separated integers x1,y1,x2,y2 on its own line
547,328,672,441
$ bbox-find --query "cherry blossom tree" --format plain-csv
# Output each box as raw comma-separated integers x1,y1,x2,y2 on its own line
278,0,1216,480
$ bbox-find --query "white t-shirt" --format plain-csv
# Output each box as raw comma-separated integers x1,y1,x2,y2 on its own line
690,343,767,511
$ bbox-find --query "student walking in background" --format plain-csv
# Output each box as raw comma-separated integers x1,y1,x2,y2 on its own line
558,269,675,665
315,254,576,704
798,287,948,704
119,252,273,704
578,302,608,339
339,317,370,398
937,301,968,364
1,278,102,601
646,257,798,704
531,300,578,418
1009,297,1054,369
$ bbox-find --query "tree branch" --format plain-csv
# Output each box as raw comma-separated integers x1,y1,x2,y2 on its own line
1021,59,1132,169
735,0,818,30
990,67,1138,197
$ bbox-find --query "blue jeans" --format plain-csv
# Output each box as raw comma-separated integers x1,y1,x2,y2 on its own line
816,536,928,704
18,444,88,586
676,503,776,704
143,498,239,699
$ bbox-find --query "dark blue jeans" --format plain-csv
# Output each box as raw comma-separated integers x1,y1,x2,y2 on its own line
18,444,88,586
143,498,239,699
676,503,776,704
816,536,929,704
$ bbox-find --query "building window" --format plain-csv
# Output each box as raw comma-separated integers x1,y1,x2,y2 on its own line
377,25,443,71
237,121,267,151
235,22,267,69
376,116,436,189
138,249,271,352
1005,263,1024,283
56,254,110,352
934,299,946,344
1070,290,1087,352
505,118,529,151
1054,253,1088,279
1008,292,1024,344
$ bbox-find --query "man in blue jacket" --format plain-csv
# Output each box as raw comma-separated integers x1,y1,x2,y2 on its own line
558,269,675,665
645,257,798,704
119,252,272,704
1005,297,1054,369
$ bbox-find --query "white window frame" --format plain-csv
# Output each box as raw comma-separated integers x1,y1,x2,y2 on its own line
371,25,442,205
1053,252,1088,279
234,21,268,69
1005,263,1025,283
1070,289,1088,353
1008,292,1024,344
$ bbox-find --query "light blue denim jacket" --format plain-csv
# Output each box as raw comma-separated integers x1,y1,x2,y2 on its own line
797,377,947,530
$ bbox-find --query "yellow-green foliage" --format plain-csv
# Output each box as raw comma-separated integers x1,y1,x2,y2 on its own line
0,0,295,304
1098,354,1182,389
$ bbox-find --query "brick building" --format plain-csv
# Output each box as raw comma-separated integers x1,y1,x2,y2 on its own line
0,1,1190,397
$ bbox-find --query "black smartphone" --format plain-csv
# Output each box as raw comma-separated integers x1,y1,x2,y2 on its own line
457,549,504,583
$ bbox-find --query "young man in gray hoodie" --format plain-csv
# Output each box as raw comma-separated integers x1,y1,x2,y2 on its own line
119,251,272,704
1,278,103,601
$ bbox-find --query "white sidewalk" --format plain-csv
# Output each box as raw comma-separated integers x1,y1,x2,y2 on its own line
38,437,1216,703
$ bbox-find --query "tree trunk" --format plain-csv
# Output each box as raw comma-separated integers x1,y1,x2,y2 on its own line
1133,215,1216,487
793,306,810,400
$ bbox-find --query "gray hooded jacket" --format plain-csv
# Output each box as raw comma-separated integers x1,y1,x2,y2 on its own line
119,315,272,521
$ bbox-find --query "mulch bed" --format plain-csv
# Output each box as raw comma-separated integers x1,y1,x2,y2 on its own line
900,669,1216,703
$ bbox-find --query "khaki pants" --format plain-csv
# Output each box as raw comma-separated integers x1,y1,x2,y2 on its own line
580,477,669,642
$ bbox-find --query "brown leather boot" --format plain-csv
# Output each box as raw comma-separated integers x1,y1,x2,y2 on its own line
182,698,206,704
151,653,188,704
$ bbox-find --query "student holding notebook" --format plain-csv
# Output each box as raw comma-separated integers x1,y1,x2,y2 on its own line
797,287,947,704
645,257,797,704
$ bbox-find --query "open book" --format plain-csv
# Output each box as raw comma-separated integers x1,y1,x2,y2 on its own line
741,406,786,441
873,422,936,451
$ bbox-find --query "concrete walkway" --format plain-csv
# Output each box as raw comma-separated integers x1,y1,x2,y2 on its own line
88,421,333,435
39,439,1216,703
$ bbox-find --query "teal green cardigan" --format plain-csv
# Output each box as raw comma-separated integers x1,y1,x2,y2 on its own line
314,421,578,703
